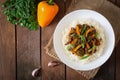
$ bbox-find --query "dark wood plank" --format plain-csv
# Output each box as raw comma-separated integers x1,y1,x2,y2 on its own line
0,0,16,80
66,67,86,80
93,49,115,80
108,0,120,7
96,0,120,45
17,27,40,80
116,41,120,80
116,0,120,7
41,0,65,80
66,0,104,13
108,0,116,3
65,0,72,14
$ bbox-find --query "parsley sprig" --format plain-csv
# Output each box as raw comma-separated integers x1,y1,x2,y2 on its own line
2,0,39,30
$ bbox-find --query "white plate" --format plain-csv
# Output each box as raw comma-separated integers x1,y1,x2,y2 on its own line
53,9,115,71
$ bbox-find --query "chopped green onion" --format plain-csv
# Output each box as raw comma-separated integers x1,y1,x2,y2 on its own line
92,45,96,50
87,39,91,42
81,25,87,34
88,45,96,52
95,32,99,38
79,35,86,48
78,50,82,54
66,45,72,50
81,43,85,48
79,35,86,42
88,48,92,52
81,55,89,59
70,33,76,37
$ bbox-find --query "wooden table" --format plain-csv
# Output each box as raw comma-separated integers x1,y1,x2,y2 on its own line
0,0,120,80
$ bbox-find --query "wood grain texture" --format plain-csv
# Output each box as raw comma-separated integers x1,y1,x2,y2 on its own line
41,0,65,80
116,41,120,80
108,0,116,3
96,0,120,46
116,0,120,7
66,0,104,13
93,49,115,80
16,27,40,80
66,67,86,80
0,0,16,80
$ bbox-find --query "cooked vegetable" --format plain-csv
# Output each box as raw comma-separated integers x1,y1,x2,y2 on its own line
71,38,78,45
65,24,102,59
95,32,99,38
88,48,93,53
86,28,94,37
79,35,86,42
70,33,76,37
2,0,38,30
37,0,59,27
73,44,82,52
76,25,81,36
81,55,89,59
92,45,96,53
81,24,87,35
79,35,86,48
71,50,77,54
66,45,72,50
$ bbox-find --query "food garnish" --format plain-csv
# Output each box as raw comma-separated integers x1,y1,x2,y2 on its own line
65,24,101,59
2,0,38,30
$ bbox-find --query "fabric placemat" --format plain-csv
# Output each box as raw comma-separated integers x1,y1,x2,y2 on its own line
44,36,100,80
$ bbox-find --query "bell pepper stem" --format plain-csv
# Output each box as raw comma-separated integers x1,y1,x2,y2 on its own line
48,0,53,5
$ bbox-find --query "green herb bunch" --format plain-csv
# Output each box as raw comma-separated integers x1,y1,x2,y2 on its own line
2,0,38,30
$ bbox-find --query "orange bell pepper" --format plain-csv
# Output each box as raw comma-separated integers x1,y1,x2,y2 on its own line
86,28,94,37
75,25,81,36
37,0,59,28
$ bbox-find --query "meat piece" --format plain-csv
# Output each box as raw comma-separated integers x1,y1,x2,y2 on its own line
95,39,101,46
69,28,76,35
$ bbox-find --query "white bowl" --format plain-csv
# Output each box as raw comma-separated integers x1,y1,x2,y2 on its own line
53,9,115,71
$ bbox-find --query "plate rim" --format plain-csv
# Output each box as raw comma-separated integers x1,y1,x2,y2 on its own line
53,9,115,71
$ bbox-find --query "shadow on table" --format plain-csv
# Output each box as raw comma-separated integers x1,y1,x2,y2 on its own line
92,40,120,80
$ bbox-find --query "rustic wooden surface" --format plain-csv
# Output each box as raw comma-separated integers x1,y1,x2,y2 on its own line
116,41,120,80
0,0,120,80
16,27,40,80
0,0,16,80
41,0,66,80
